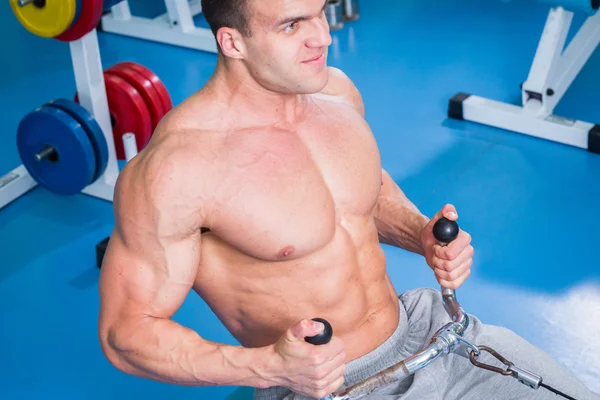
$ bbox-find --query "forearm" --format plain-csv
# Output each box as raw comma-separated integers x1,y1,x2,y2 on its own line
102,316,275,389
374,193,429,255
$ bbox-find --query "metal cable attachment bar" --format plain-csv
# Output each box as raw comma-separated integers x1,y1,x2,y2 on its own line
322,288,473,399
441,288,470,335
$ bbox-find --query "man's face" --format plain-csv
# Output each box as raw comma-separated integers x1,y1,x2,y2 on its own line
242,0,333,94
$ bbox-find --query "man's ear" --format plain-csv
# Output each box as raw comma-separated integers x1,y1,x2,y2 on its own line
216,27,247,59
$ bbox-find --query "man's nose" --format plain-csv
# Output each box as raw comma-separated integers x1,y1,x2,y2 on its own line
306,16,333,48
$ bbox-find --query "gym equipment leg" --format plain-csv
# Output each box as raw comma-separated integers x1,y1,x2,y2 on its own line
448,6,600,154
100,0,217,53
0,166,38,209
72,31,120,201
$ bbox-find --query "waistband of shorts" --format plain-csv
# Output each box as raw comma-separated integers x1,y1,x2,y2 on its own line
253,296,409,399
342,296,409,387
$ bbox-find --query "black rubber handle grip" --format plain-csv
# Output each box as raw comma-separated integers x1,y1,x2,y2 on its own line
432,217,459,244
304,318,333,345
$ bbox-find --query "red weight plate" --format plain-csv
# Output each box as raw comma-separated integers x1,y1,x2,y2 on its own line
106,64,165,130
55,0,103,42
118,62,173,115
104,74,153,160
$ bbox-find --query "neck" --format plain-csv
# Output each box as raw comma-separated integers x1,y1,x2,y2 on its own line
204,55,311,125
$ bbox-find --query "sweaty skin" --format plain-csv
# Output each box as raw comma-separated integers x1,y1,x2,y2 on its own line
98,0,472,395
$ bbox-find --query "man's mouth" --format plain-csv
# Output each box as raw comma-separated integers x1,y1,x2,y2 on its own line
303,54,325,63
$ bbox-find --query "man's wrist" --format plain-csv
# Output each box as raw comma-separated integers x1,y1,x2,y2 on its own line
247,344,283,389
416,214,430,256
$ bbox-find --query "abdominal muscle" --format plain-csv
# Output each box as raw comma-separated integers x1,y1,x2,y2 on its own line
192,215,401,362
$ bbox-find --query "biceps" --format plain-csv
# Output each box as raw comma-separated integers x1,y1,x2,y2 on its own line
99,228,201,321
380,169,402,198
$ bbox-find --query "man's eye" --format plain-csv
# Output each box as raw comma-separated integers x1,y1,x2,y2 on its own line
284,21,298,32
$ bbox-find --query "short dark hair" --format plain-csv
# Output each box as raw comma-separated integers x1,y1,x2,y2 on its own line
201,0,253,39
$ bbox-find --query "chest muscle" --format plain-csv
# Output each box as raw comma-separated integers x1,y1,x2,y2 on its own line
210,101,382,261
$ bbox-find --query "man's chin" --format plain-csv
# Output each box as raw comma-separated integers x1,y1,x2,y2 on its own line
297,69,330,94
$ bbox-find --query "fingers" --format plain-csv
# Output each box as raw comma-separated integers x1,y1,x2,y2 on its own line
327,337,346,358
433,241,473,271
316,365,346,399
314,375,346,399
434,257,472,283
441,204,458,221
313,359,347,398
437,268,471,290
313,346,346,373
431,230,474,289
427,205,473,289
327,376,346,397
433,230,472,260
287,319,324,342
276,321,346,399
306,337,345,367
431,204,458,223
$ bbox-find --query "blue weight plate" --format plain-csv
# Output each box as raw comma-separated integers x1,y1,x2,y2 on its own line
17,106,96,195
44,99,109,183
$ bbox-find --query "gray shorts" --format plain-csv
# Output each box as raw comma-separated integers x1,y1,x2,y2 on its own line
255,288,600,400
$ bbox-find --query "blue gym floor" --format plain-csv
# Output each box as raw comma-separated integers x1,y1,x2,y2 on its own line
1,0,599,398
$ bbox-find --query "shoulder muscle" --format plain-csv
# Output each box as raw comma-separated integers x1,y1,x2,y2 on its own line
99,139,211,322
320,67,365,117
115,145,207,241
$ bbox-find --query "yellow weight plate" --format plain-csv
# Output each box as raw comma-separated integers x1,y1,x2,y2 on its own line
10,0,76,38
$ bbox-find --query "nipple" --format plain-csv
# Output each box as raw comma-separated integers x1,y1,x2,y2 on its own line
277,245,295,259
